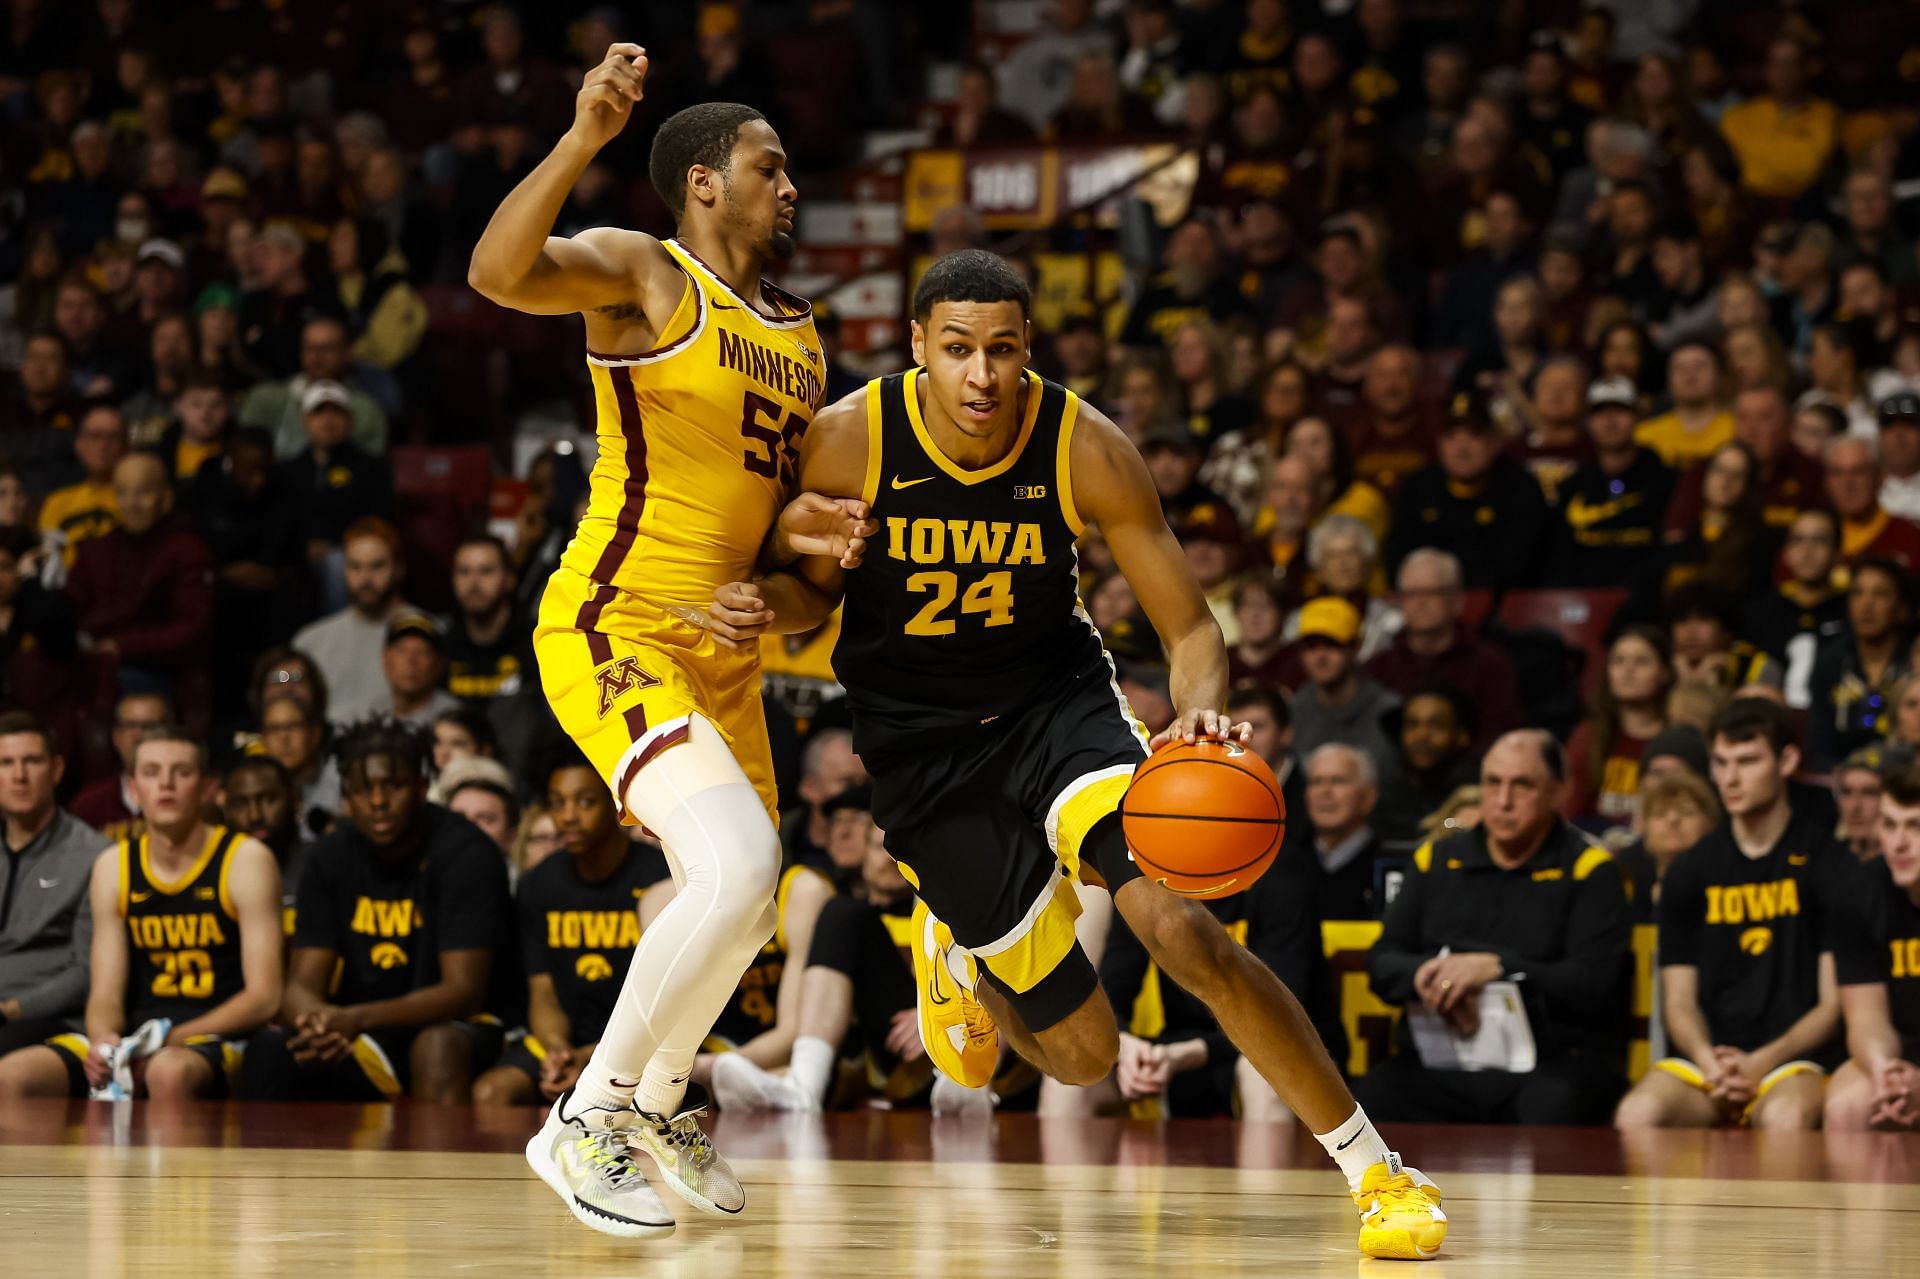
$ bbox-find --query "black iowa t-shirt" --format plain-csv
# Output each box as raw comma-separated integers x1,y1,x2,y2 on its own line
292,805,517,1018
1658,809,1851,1063
516,844,667,1045
1835,857,1920,1061
443,615,536,703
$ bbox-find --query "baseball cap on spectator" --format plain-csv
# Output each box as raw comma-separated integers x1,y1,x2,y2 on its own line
194,281,240,315
1642,725,1710,778
1838,741,1914,779
301,380,353,414
1588,376,1638,410
1297,597,1362,646
385,611,445,651
1880,391,1920,431
1172,500,1242,546
137,239,185,271
1440,391,1498,434
1139,424,1200,454
202,167,249,202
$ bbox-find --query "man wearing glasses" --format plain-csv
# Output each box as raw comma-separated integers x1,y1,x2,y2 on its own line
1363,549,1521,752
71,692,170,843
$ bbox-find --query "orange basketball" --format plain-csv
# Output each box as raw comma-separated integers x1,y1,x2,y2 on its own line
1120,740,1287,900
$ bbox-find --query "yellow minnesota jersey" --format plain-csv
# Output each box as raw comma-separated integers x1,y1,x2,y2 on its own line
536,239,821,826
560,237,826,612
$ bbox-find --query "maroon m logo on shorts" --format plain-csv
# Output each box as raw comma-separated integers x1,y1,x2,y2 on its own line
595,656,660,718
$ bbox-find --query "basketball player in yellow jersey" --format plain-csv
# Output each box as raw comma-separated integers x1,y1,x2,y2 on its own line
696,252,1448,1261
468,44,872,1239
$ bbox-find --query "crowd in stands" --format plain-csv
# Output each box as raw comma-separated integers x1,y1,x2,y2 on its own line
0,0,1918,1132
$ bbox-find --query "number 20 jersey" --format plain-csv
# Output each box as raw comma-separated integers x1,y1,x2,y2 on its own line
834,369,1107,755
561,237,825,611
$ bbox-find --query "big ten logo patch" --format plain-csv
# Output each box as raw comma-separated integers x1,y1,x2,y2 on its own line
596,656,660,718
1012,484,1048,500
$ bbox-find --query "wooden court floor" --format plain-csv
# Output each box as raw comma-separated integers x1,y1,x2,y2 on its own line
1,1102,1917,1278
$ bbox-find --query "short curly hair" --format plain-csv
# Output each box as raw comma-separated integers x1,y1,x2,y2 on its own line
335,716,429,786
649,102,767,221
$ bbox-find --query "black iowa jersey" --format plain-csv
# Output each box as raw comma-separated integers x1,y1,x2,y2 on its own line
706,865,831,1049
1658,809,1851,1062
122,827,247,1025
1836,858,1920,1061
835,369,1106,754
291,806,516,1014
516,844,667,1045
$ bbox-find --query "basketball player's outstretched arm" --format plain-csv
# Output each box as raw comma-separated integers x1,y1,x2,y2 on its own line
468,43,684,334
1071,406,1247,749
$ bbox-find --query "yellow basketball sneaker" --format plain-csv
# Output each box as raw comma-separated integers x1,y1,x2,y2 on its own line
1354,1158,1447,1260
911,897,999,1089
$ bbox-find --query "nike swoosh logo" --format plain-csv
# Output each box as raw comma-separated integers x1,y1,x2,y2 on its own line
1336,1131,1362,1151
130,891,151,903
37,878,58,889
891,475,933,490
711,300,739,311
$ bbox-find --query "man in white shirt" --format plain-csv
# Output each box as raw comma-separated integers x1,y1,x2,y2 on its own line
1876,393,1920,521
290,518,419,726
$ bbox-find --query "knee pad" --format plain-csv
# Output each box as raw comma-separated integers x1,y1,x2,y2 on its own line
648,781,783,932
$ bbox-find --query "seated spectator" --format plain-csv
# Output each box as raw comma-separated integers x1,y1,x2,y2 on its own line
1718,36,1836,201
291,518,417,726
1827,766,1920,1131
1252,453,1316,585
472,757,670,1107
1172,501,1243,643
1565,627,1675,832
1282,415,1391,544
1550,375,1677,586
157,371,230,483
1646,217,1716,352
445,536,534,705
1201,361,1310,527
1666,583,1782,694
1282,515,1400,661
66,451,214,725
1722,324,1793,397
1167,318,1254,448
0,332,82,498
218,752,309,928
1350,347,1435,499
440,756,520,859
0,728,282,1101
1508,356,1592,505
1634,342,1733,469
1741,509,1846,710
1087,570,1160,665
1388,392,1551,589
257,690,339,840
71,691,170,842
1615,699,1850,1130
780,727,867,877
511,804,563,886
1290,598,1399,767
1826,435,1920,578
236,225,347,383
1451,276,1547,426
279,381,394,606
1358,730,1633,1125
1802,329,1876,440
715,788,927,1113
1664,389,1821,543
1303,742,1392,921
238,315,388,461
1806,559,1910,772
1616,769,1722,925
935,61,1036,148
1650,441,1773,605
1432,191,1536,352
324,218,427,377
1120,219,1256,350
376,612,462,729
1227,573,1290,688
429,707,500,777
0,714,105,1057
1364,549,1521,750
1139,424,1228,529
37,401,123,567
1374,686,1480,852
237,719,516,1103
1878,393,1920,522
1832,746,1894,864
1229,682,1302,823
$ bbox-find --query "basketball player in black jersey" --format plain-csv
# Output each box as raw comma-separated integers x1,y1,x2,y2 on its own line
1827,764,1920,1129
0,729,283,1100
692,251,1446,1262
474,758,669,1107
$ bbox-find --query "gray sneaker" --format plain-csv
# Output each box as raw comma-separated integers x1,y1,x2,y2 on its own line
526,1089,675,1238
632,1082,745,1217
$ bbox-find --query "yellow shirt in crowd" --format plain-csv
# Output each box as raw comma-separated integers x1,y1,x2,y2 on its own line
1634,409,1735,469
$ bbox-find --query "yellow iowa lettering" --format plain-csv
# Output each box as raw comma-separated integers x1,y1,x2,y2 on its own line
1704,878,1801,926
350,897,421,938
885,516,1046,567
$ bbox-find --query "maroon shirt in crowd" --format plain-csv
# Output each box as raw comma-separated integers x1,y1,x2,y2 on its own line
1363,622,1521,752
67,512,215,674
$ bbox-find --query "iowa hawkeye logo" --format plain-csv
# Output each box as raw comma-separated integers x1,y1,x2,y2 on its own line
596,656,660,718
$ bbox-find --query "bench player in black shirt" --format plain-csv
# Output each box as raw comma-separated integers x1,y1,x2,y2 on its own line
474,758,669,1106
1827,765,1920,1129
0,729,282,1100
237,719,517,1104
1614,699,1850,1130
692,251,1445,1261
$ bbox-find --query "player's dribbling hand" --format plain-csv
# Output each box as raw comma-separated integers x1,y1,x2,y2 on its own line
1148,708,1252,752
777,492,878,569
570,43,649,150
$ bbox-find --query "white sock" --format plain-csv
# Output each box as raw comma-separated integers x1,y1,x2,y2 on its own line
1314,1105,1395,1192
568,1061,642,1117
789,1036,835,1106
634,1052,693,1117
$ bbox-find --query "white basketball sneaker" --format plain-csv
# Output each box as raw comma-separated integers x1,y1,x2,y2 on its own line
632,1082,746,1217
526,1088,676,1238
